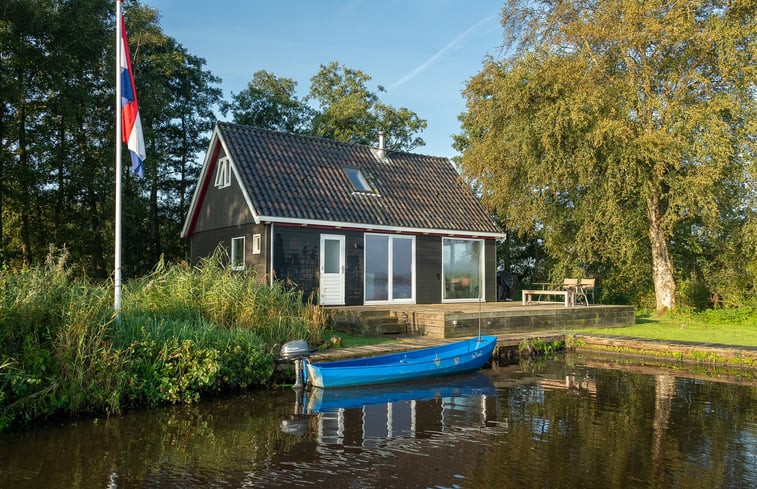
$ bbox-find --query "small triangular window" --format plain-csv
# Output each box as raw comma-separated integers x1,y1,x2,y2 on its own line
215,157,231,189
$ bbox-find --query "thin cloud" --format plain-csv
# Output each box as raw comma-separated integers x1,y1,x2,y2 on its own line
388,13,498,91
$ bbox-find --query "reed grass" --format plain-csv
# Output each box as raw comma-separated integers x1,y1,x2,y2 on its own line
123,251,326,344
0,248,328,431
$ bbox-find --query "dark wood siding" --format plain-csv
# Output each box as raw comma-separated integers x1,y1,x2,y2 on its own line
272,226,365,305
344,232,365,306
191,223,497,305
251,224,269,279
272,226,318,299
416,235,442,304
485,238,496,302
193,152,255,233
190,222,269,283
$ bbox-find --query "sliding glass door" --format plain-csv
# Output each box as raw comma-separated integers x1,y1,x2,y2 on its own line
442,238,484,302
365,234,415,303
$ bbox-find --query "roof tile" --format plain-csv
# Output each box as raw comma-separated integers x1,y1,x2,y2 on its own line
218,122,502,235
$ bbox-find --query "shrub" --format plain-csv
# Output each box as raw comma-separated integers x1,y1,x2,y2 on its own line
0,249,322,431
115,318,275,406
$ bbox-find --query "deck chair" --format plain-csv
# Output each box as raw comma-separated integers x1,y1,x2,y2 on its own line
576,278,595,305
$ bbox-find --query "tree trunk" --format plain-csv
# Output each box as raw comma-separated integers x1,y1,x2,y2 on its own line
647,195,676,311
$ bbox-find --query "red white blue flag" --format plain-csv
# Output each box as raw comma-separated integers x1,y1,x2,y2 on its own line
119,12,145,177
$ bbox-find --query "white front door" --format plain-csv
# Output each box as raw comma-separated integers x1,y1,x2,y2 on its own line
320,234,345,305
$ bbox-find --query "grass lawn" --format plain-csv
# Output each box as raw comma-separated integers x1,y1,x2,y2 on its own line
323,330,398,348
579,310,757,347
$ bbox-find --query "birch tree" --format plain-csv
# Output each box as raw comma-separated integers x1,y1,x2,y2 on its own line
459,0,756,311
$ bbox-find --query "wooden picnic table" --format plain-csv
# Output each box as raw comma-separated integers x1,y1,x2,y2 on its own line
522,287,574,306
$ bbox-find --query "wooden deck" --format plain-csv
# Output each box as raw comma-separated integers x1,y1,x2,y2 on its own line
329,301,635,339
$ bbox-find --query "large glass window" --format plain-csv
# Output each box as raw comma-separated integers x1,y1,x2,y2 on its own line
443,238,483,301
365,234,414,303
231,236,245,270
365,235,389,301
392,237,413,300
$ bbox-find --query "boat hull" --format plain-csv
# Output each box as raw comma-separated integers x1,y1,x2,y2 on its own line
305,335,497,389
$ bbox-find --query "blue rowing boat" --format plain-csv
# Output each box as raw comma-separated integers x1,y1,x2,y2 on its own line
304,335,497,389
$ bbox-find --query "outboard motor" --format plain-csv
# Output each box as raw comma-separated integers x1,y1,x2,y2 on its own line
280,339,310,389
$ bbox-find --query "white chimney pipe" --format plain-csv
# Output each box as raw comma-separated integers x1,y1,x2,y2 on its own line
377,130,385,159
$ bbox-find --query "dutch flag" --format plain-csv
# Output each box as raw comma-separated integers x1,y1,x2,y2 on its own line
119,13,145,177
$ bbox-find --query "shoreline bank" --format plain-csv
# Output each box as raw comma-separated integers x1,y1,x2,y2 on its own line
311,332,757,372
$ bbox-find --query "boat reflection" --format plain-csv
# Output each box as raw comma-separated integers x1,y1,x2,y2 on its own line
283,373,498,448
303,371,496,413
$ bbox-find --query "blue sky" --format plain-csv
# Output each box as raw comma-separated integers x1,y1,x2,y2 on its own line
146,0,505,159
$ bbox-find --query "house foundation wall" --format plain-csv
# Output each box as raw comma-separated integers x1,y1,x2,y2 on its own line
331,303,636,339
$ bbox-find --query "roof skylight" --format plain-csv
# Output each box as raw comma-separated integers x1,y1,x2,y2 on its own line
344,167,373,192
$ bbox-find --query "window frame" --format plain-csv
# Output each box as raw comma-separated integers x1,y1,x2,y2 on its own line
441,237,485,303
344,167,373,193
230,236,245,270
252,234,261,255
363,233,416,305
215,157,231,189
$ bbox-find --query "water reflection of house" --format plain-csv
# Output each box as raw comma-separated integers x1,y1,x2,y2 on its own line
312,394,497,447
538,374,597,396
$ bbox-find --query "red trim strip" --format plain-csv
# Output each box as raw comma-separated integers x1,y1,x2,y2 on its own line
184,142,221,237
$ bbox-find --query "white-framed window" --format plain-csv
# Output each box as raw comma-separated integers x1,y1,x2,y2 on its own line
364,233,415,304
252,234,261,255
442,238,484,302
231,236,245,270
215,157,231,189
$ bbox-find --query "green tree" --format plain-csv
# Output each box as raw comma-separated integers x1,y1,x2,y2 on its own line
0,0,53,265
159,41,222,261
225,63,427,152
124,3,221,269
222,70,312,133
308,61,427,151
458,0,756,311
0,0,222,278
1,0,114,272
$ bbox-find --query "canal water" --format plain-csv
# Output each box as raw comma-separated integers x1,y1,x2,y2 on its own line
1,354,755,488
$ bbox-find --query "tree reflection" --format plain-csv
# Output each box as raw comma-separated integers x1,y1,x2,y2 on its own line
472,361,756,489
1,358,754,489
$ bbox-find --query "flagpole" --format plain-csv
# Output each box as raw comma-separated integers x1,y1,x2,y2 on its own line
114,0,123,315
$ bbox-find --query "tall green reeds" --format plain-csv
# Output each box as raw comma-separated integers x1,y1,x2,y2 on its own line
0,248,116,425
122,249,327,344
0,248,328,431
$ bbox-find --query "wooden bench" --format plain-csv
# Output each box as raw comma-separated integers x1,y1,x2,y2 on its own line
575,278,595,305
522,289,572,306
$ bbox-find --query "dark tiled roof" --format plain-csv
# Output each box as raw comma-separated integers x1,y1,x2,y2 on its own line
217,122,502,235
